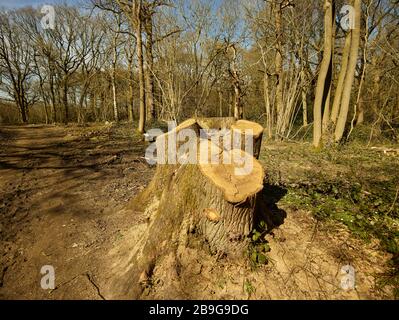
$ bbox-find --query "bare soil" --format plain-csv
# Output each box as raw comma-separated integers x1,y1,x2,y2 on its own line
0,124,394,299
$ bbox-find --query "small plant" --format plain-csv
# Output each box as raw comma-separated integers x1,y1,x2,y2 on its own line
248,221,271,267
243,279,256,297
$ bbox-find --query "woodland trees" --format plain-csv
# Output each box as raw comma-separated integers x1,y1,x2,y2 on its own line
313,0,334,147
0,9,37,123
0,0,397,145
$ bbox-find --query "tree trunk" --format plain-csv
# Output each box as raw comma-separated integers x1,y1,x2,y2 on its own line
354,27,369,127
127,54,135,123
145,14,156,121
112,75,118,123
63,78,69,124
330,33,352,124
357,105,364,124
100,91,105,122
300,70,308,127
49,72,57,123
274,3,284,132
218,89,223,117
21,107,28,123
323,20,335,134
313,0,334,147
228,90,233,117
233,84,243,120
322,84,332,130
134,0,146,133
43,101,49,124
334,0,361,143
103,118,266,299
17,98,28,124
227,45,243,120
112,25,120,123
263,71,272,139
231,120,264,160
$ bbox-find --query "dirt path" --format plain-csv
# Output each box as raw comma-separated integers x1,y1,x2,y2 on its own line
0,125,394,299
0,124,153,299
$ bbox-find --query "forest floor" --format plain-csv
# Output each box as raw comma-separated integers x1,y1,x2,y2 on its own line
0,123,397,299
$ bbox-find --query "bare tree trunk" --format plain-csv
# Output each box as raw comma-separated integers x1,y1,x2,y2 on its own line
354,8,370,127
323,21,335,133
300,70,308,126
78,86,88,124
48,68,57,123
263,72,272,138
274,3,284,131
91,91,98,122
335,0,361,143
17,98,28,124
313,0,334,147
40,88,49,124
218,88,223,117
21,105,28,123
40,89,49,125
322,82,332,130
233,85,243,120
330,33,352,124
129,77,135,122
145,14,156,121
50,87,57,123
228,90,233,117
100,91,105,122
134,0,146,133
63,78,69,124
228,45,243,120
127,49,135,123
357,104,364,124
112,75,118,122
349,60,366,135
112,31,119,123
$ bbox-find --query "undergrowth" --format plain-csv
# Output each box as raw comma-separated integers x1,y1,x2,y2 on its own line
260,140,399,298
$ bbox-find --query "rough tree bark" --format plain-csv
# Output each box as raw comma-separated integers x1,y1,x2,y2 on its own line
274,2,284,131
144,11,156,121
335,0,361,143
300,69,308,127
322,19,335,134
330,33,352,124
62,77,69,124
313,0,334,148
134,0,146,133
227,45,243,120
103,118,266,299
111,14,121,123
16,97,28,123
263,72,273,138
127,39,135,123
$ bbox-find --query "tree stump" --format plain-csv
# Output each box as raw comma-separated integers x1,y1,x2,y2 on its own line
104,117,266,299
231,120,264,159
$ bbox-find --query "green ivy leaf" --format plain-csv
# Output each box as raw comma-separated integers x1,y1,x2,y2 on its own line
257,253,267,265
251,251,258,263
252,231,260,242
263,244,271,253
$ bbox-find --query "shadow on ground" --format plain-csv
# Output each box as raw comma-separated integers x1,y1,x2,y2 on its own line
256,183,288,232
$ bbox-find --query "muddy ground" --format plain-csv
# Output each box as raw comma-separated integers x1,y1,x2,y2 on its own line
0,124,396,299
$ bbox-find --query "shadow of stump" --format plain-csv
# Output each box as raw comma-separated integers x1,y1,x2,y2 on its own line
256,183,288,232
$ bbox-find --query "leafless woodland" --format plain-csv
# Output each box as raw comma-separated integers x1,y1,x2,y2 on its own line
0,0,398,300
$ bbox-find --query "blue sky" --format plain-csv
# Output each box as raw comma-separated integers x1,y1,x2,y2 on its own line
0,0,226,10
0,0,80,9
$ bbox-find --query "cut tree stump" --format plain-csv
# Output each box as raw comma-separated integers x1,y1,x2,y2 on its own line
104,117,266,299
